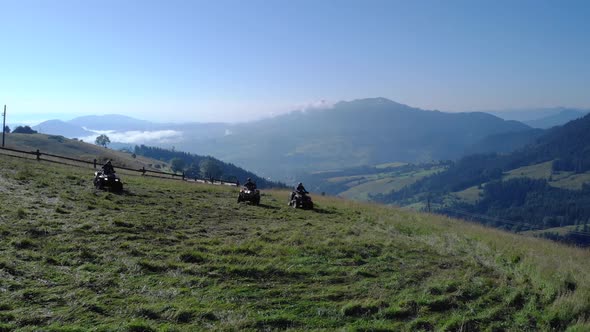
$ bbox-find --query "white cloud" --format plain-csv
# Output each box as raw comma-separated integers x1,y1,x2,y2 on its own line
81,127,115,135
80,130,183,144
298,99,335,112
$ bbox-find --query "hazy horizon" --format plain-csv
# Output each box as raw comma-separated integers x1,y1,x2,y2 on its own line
6,98,590,127
7,99,590,128
1,0,589,125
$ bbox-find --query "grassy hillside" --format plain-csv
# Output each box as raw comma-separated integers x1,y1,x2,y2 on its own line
1,155,590,330
303,162,448,201
3,133,168,171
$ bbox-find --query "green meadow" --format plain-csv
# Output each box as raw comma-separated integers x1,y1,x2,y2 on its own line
1,155,589,331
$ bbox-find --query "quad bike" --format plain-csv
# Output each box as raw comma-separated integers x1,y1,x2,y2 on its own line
237,187,260,205
94,171,123,192
289,192,313,210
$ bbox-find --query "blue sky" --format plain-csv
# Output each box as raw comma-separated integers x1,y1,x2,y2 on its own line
1,0,589,125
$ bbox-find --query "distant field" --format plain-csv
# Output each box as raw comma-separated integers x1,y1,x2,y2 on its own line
327,174,367,183
550,172,590,190
452,185,482,204
504,161,553,181
338,167,445,201
502,160,590,190
375,162,408,169
522,225,579,237
2,155,590,330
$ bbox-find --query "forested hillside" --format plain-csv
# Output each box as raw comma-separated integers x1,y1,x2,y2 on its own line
375,114,590,245
134,145,285,188
464,128,545,155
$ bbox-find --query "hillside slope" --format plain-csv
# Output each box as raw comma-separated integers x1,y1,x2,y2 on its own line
2,133,168,171
0,155,589,330
464,128,545,155
1,133,278,187
375,114,590,243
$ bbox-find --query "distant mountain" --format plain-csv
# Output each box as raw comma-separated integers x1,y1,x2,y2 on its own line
488,107,589,126
30,98,533,180
184,98,530,179
524,109,589,129
68,114,158,131
34,120,94,137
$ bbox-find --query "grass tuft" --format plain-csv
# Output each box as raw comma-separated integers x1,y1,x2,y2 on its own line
179,251,206,263
126,320,156,332
341,301,382,317
11,238,36,249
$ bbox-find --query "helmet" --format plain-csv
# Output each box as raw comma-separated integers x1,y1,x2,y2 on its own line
106,160,112,164
247,178,251,181
298,182,303,186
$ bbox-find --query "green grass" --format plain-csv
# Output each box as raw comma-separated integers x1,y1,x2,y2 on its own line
1,155,590,330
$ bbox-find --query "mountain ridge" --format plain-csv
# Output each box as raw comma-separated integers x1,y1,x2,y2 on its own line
183,98,530,179
28,97,540,180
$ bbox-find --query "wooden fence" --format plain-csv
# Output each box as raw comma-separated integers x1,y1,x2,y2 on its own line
0,146,238,186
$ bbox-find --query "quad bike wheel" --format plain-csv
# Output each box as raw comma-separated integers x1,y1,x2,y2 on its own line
112,182,123,193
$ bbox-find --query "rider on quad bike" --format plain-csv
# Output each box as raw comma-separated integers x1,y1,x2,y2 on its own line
94,160,123,192
238,178,260,205
290,182,308,201
244,177,257,190
102,160,115,175
289,182,313,209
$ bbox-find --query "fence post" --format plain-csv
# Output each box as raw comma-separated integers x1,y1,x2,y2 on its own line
35,149,40,161
182,171,185,181
93,159,97,169
141,166,146,175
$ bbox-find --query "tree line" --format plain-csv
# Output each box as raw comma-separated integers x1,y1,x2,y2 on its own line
376,113,590,205
133,145,285,189
3,125,38,134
